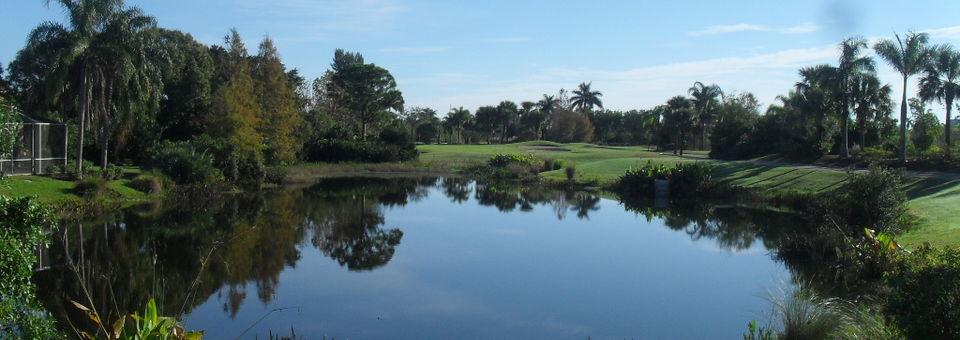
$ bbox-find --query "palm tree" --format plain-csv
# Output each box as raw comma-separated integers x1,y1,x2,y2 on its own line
874,31,931,162
18,0,161,176
538,94,558,115
570,82,603,112
445,106,471,144
835,37,875,158
664,96,693,155
850,73,893,148
919,45,960,148
688,82,723,150
797,65,838,147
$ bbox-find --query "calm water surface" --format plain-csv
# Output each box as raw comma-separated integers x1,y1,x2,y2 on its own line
35,177,803,339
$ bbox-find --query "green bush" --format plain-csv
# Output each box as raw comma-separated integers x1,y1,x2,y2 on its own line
487,153,539,168
481,153,543,180
830,165,907,234
146,141,223,184
98,164,124,180
265,166,288,185
225,150,265,189
615,161,672,197
0,196,60,338
885,245,960,339
669,162,714,199
74,177,112,198
565,165,577,181
129,171,170,195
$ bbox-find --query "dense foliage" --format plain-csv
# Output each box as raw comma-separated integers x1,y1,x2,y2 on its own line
615,162,715,200
0,196,59,338
885,245,960,339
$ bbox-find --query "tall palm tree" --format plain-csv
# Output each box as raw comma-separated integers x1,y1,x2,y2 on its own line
919,45,960,148
850,73,893,148
17,0,161,176
835,37,875,158
664,96,693,155
688,82,723,150
538,94,558,115
875,31,931,162
570,82,603,112
797,64,838,147
445,106,471,144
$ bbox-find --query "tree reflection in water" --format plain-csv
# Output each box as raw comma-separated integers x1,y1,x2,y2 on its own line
34,176,864,336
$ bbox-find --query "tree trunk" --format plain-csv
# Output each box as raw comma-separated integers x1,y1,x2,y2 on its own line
77,74,88,180
841,97,849,158
100,125,108,170
899,76,908,163
946,97,954,149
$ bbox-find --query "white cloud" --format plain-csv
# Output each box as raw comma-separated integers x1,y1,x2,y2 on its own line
687,23,769,37
783,22,821,34
233,0,405,40
924,25,960,39
379,46,451,54
687,22,820,37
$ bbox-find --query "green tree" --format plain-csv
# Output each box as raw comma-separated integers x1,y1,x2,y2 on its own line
796,64,838,149
570,82,603,112
210,29,263,156
874,31,932,162
253,36,303,164
909,98,942,156
327,50,404,140
835,37,875,158
850,73,893,149
444,107,472,144
473,106,499,144
919,45,960,148
495,101,519,143
688,82,723,150
156,29,215,142
0,99,21,177
0,63,12,98
664,96,694,155
11,0,163,176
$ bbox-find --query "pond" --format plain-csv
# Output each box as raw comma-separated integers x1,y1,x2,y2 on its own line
34,176,812,339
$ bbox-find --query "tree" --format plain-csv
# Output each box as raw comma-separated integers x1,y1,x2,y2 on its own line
850,73,893,149
909,98,942,156
0,99,21,176
688,82,723,149
210,29,263,156
253,36,302,164
570,82,603,112
327,50,404,140
12,0,163,176
546,109,593,143
155,29,215,142
0,63,13,98
835,37,875,158
709,93,761,159
444,107,471,144
875,31,932,162
919,45,960,148
663,96,694,155
495,101,519,143
473,106,499,144
796,64,838,149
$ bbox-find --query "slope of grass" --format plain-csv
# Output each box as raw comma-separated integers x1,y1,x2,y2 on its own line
0,171,148,206
420,142,960,247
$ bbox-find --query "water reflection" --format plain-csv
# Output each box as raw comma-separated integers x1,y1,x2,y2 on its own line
33,176,832,337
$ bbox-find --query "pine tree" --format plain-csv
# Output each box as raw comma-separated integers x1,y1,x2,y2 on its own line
210,29,262,156
253,37,302,164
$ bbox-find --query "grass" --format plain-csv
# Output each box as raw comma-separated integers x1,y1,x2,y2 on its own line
420,141,960,247
0,167,149,207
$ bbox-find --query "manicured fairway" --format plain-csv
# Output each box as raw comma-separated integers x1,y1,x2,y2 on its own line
420,142,960,247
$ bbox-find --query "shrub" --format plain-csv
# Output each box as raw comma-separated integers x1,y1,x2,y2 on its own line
74,177,111,198
129,171,170,195
669,162,714,199
0,196,59,338
265,166,288,185
830,165,907,234
146,141,223,184
615,161,672,197
99,164,124,180
304,139,417,163
885,245,960,339
226,150,265,189
488,153,539,168
565,165,576,181
480,153,543,180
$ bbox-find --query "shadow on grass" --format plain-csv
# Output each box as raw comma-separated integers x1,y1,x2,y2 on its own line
905,177,960,199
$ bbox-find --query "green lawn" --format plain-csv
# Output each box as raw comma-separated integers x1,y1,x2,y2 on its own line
0,168,148,206
420,142,960,247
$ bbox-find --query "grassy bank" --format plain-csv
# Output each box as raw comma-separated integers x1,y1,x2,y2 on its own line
420,141,960,247
0,168,150,208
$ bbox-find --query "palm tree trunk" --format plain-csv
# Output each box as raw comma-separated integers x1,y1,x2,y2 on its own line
100,125,108,170
841,96,849,158
899,76,908,163
946,97,954,149
77,74,88,180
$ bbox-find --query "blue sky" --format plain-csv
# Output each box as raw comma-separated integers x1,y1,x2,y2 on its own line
3,0,960,118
